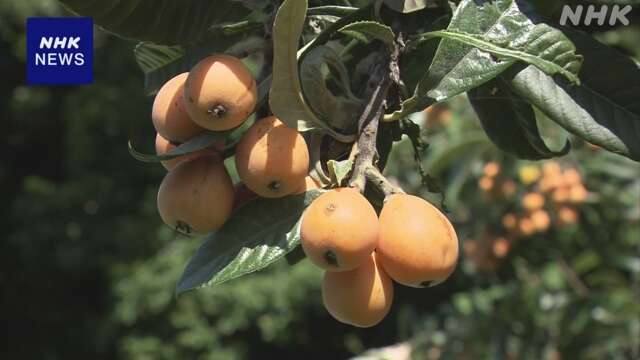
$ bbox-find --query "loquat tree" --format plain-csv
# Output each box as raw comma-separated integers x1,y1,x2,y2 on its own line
58,0,640,329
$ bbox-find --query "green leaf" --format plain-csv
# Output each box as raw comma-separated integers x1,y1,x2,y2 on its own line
326,159,354,187
507,64,640,161
572,250,601,275
176,191,323,293
307,5,358,16
418,28,582,84
505,30,640,161
453,293,474,315
128,131,229,163
59,0,251,45
469,78,570,160
134,43,183,76
338,21,395,48
542,263,565,290
298,4,373,61
134,43,186,96
387,0,582,120
399,34,441,96
382,0,438,13
134,36,264,95
269,0,355,142
255,74,272,109
300,46,362,133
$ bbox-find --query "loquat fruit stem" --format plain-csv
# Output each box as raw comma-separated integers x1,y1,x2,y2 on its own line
365,166,404,198
348,57,391,192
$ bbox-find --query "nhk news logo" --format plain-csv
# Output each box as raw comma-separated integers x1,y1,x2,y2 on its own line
26,17,93,85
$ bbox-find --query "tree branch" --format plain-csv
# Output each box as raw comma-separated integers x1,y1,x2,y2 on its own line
348,54,392,192
365,166,404,197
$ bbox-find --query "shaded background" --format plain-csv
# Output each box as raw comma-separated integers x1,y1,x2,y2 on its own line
2,1,639,359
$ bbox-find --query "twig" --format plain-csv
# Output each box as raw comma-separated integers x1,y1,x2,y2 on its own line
348,56,392,192
365,167,404,197
389,31,407,98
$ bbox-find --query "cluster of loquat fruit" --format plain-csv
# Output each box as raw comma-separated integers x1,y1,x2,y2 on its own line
148,54,461,328
466,161,589,271
151,54,313,235
301,190,459,327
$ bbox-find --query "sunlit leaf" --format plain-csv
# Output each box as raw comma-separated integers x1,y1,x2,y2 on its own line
387,0,582,120
269,0,354,142
506,29,640,161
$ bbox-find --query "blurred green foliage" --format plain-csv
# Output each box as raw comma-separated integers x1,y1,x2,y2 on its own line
1,1,639,359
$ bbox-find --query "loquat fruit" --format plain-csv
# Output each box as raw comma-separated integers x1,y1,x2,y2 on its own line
492,237,511,258
562,168,582,187
483,162,501,178
479,176,495,192
322,252,394,328
235,116,310,198
542,161,561,177
152,73,205,143
184,55,257,131
502,213,518,230
301,188,379,271
557,206,579,226
538,174,561,193
501,179,517,197
522,192,545,211
552,188,570,203
530,210,551,232
424,105,452,128
518,165,541,185
569,184,588,203
157,155,234,234
517,217,536,237
377,194,459,287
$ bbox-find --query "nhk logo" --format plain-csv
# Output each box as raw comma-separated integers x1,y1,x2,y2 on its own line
36,37,85,66
560,4,633,26
27,17,93,85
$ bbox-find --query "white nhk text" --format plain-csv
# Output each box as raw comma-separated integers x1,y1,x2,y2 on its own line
35,36,85,66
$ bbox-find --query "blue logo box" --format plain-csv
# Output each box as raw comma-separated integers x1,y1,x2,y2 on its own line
26,17,93,85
